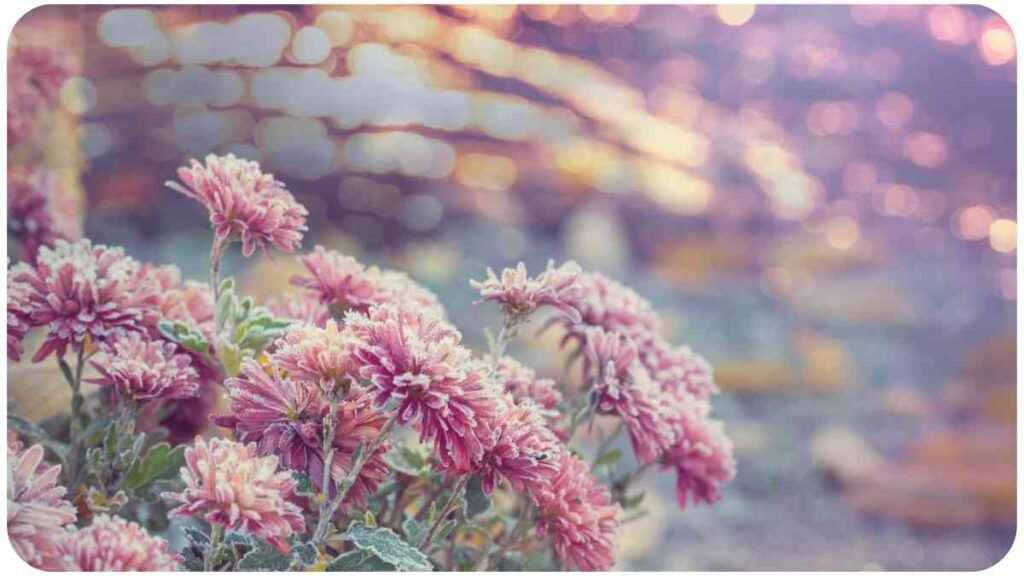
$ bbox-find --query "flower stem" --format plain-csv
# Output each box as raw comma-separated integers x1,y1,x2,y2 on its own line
205,523,223,572
478,498,530,570
418,474,468,552
314,400,340,539
209,236,226,303
62,346,87,485
311,410,398,545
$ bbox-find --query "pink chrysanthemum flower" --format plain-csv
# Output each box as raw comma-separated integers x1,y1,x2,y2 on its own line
471,260,584,324
7,436,77,570
291,246,445,318
8,168,80,263
167,154,308,257
562,272,660,340
531,453,619,571
584,328,679,464
163,436,304,553
266,292,332,327
270,319,361,391
660,402,737,508
474,394,561,494
494,356,564,420
348,304,497,472
215,360,389,509
88,332,199,403
55,514,180,571
7,271,31,361
151,265,216,339
640,337,718,401
7,43,74,145
7,239,162,362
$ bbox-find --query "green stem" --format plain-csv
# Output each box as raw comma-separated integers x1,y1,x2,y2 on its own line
209,236,227,304
591,421,625,467
418,474,468,552
480,499,530,570
205,523,223,572
62,347,87,485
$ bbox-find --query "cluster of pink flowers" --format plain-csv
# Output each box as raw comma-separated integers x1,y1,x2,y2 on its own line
474,395,561,495
7,40,73,146
6,239,163,362
291,245,445,318
55,514,180,571
531,453,619,571
495,356,564,421
7,168,81,263
88,331,199,403
471,260,584,324
7,435,77,570
163,437,305,553
215,359,390,509
167,154,308,257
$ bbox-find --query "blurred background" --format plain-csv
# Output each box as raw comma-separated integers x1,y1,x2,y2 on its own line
7,4,1017,570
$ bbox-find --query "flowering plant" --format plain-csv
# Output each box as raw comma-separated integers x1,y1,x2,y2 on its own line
6,154,735,571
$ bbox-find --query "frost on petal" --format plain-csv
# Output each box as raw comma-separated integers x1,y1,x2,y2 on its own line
7,436,76,570
471,260,584,324
88,332,199,403
56,514,180,571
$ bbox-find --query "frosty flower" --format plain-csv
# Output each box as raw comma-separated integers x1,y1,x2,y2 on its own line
215,360,389,509
7,271,31,361
7,43,73,145
495,356,564,419
474,394,561,494
7,239,161,362
562,271,660,341
88,332,199,403
640,337,718,401
266,292,332,327
7,436,76,570
471,260,584,324
531,453,619,571
55,514,180,571
167,154,308,257
291,246,446,318
348,304,498,472
270,319,361,392
7,168,80,263
584,328,679,464
660,402,736,508
163,436,304,552
151,264,216,339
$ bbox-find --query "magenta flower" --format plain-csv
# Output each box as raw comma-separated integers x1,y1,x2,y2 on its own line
167,154,308,257
531,452,619,571
291,246,445,318
7,435,77,570
270,319,361,391
348,304,498,472
584,328,679,464
7,168,80,263
88,332,199,403
661,401,736,508
163,436,305,553
7,239,162,362
55,514,180,571
266,292,332,327
471,260,584,324
640,337,718,401
474,394,561,495
215,360,389,510
559,272,660,343
495,356,564,419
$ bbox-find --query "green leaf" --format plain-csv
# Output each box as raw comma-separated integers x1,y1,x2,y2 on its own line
593,448,623,469
402,515,428,548
57,357,75,386
158,321,210,356
216,338,244,378
235,311,292,352
325,550,394,571
463,476,491,519
236,537,291,571
7,415,68,459
215,278,237,331
382,445,428,477
341,521,433,571
291,542,318,567
121,443,185,492
621,491,646,509
292,471,316,499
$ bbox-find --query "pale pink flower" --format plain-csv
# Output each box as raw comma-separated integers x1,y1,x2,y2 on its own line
270,319,361,391
660,402,736,508
7,239,162,362
291,246,445,317
7,271,31,361
348,304,497,472
531,452,619,571
151,264,216,340
7,168,80,263
266,292,332,327
7,43,73,146
88,332,199,403
164,436,304,553
561,272,659,342
495,356,564,419
215,360,389,510
474,394,561,494
471,260,584,324
7,436,77,570
640,337,718,401
167,154,308,257
55,514,180,571
584,328,679,464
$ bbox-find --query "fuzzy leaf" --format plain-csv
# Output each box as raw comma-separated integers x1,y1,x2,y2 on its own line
463,476,491,519
593,448,623,469
325,550,394,571
292,542,318,567
292,471,316,498
621,491,646,509
158,321,210,356
236,538,290,571
341,521,432,571
121,443,185,492
7,415,68,460
402,515,428,548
